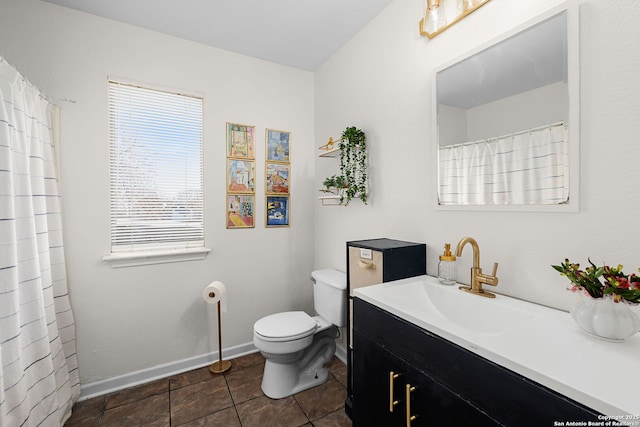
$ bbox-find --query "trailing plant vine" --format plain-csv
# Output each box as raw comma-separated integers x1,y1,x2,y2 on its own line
339,126,367,205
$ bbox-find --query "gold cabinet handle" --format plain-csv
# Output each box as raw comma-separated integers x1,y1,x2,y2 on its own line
389,371,400,412
406,384,417,427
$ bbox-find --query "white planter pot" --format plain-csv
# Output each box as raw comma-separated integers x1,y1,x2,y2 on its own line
570,294,640,341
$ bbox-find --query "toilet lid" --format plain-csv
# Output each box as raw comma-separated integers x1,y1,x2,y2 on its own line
254,311,317,342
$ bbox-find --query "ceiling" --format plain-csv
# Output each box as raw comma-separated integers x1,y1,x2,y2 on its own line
41,0,395,71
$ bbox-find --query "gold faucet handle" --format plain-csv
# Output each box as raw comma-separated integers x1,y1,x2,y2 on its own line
485,262,499,286
478,262,499,286
491,262,499,277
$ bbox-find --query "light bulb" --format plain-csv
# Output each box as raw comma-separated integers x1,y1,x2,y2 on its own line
457,0,476,11
424,0,447,34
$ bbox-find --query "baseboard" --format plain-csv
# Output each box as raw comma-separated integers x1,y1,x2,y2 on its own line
80,337,347,401
78,342,258,401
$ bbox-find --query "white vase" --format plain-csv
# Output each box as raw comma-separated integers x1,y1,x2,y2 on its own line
570,294,640,341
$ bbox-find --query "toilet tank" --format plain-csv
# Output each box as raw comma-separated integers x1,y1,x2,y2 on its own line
311,269,347,327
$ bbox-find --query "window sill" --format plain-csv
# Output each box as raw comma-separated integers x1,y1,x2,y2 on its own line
103,247,212,268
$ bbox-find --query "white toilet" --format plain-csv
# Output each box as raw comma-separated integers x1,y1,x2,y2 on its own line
253,269,347,399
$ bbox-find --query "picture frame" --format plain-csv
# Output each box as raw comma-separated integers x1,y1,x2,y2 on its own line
266,129,290,162
227,194,255,228
265,162,290,194
227,159,256,194
227,122,255,159
266,195,290,227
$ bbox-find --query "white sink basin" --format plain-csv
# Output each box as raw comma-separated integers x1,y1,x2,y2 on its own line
357,275,537,335
397,278,535,334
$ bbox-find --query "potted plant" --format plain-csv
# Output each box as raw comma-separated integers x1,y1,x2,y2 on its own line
338,126,367,205
552,259,640,341
320,174,347,196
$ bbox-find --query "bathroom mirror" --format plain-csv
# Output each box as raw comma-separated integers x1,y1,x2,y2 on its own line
433,2,579,211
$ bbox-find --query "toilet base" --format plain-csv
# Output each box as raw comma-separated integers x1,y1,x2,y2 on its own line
260,327,337,399
261,361,330,399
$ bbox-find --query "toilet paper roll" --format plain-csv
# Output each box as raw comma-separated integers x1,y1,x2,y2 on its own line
202,281,227,312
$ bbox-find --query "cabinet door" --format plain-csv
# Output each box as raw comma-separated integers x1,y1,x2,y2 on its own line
404,364,501,427
352,331,405,427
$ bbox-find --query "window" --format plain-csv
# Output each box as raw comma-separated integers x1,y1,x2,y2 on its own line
104,80,208,267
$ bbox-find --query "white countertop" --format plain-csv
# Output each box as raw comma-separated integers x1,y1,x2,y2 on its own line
353,275,640,417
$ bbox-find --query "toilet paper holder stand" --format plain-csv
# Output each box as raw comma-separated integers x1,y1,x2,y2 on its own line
209,292,232,374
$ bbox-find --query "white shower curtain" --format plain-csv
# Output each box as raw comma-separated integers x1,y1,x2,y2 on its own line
0,58,80,426
438,122,568,205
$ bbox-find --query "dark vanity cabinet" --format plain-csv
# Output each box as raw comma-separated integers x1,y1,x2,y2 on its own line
351,298,601,427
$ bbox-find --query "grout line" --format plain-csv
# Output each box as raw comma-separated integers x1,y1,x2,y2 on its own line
222,370,236,406
292,394,312,425
168,378,173,427
222,368,245,425
234,405,244,427
98,395,106,427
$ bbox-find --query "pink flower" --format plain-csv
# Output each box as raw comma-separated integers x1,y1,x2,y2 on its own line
615,277,630,289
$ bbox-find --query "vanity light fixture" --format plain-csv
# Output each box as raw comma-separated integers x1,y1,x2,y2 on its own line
420,0,491,39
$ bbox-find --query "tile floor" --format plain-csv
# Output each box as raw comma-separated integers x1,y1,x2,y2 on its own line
64,352,351,427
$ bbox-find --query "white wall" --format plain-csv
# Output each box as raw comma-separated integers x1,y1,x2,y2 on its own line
0,0,316,391
315,0,640,311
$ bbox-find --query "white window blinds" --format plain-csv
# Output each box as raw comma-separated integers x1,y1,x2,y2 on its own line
108,80,204,253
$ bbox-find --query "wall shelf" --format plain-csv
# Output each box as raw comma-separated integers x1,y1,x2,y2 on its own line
319,140,341,205
318,194,342,206
318,146,340,158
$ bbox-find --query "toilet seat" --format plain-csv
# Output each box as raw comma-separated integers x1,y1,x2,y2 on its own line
254,311,317,342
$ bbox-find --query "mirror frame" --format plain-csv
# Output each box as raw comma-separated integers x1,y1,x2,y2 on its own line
431,1,580,212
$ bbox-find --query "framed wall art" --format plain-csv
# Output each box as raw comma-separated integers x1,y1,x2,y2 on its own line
227,159,256,194
265,162,290,194
266,129,290,162
227,122,255,159
266,195,290,227
227,194,255,228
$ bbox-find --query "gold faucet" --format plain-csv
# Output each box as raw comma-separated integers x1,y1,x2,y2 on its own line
454,237,499,298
